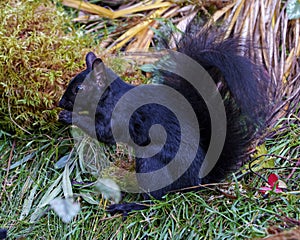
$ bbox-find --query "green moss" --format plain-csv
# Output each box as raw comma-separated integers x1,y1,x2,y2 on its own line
0,0,95,135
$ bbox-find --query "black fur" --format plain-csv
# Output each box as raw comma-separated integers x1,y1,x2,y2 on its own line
59,27,272,214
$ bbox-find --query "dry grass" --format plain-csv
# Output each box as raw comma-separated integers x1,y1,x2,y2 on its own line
64,0,300,127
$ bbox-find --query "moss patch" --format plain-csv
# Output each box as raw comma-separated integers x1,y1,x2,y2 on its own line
0,0,95,134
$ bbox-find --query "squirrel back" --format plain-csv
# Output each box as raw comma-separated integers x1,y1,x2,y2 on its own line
159,27,273,183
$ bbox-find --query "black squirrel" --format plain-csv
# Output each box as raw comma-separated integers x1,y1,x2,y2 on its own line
58,26,273,214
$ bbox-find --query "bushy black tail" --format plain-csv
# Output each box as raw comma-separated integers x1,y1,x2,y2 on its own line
162,26,273,183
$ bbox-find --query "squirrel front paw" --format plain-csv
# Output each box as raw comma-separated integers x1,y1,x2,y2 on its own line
58,110,73,124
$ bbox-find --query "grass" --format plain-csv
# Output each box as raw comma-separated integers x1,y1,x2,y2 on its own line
0,113,299,239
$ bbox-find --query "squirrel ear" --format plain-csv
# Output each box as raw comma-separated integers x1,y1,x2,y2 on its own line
86,52,97,69
92,58,103,70
91,58,107,86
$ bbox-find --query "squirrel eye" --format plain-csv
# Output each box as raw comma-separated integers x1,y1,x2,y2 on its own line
75,85,84,93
